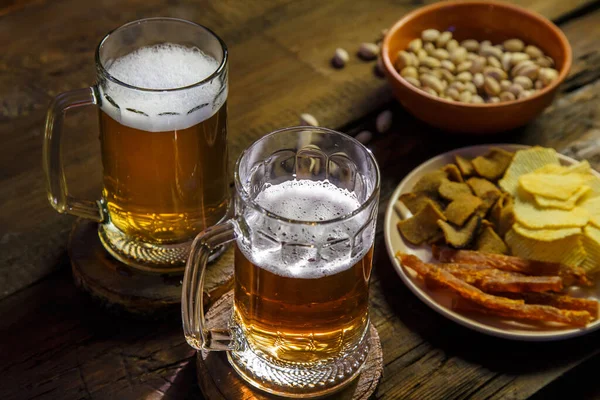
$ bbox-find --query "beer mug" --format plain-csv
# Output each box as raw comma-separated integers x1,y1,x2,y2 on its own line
43,18,229,272
182,127,380,397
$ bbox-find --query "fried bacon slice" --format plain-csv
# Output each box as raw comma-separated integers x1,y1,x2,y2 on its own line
432,246,591,286
398,253,593,326
438,263,563,293
501,292,599,316
450,297,553,321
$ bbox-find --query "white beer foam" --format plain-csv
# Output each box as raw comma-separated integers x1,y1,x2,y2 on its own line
239,180,373,279
99,43,226,132
255,179,360,222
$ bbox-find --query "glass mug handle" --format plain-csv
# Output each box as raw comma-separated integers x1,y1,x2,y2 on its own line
43,87,104,222
182,219,239,351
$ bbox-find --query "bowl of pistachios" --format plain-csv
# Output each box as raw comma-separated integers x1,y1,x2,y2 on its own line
381,0,571,134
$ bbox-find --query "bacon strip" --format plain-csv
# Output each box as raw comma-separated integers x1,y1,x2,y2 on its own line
501,292,599,316
398,253,592,326
432,246,591,287
451,298,551,321
438,263,563,293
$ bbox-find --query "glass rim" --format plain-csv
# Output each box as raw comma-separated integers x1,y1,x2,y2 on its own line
234,126,381,226
94,17,228,93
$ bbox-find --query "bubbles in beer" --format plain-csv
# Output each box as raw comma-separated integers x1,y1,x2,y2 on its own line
99,43,227,132
108,43,219,89
254,179,360,222
239,179,374,279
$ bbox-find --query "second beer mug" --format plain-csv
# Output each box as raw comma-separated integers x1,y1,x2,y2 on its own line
182,127,380,397
44,18,229,271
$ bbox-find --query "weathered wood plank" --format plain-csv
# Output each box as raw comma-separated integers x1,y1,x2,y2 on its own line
2,1,600,400
0,271,201,400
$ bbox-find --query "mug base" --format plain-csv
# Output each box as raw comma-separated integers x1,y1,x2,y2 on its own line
98,220,228,274
227,326,371,398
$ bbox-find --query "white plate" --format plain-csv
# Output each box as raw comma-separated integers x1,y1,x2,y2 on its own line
384,144,600,341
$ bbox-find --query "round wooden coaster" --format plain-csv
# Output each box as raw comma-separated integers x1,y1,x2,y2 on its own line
196,292,383,399
69,219,234,318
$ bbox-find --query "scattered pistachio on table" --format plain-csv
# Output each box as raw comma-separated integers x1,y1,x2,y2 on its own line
376,110,393,133
299,113,319,127
355,130,373,144
358,42,380,61
393,29,559,103
332,48,349,68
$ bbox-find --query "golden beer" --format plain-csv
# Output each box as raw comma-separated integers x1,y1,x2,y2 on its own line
100,105,228,244
234,244,372,363
43,18,230,271
230,178,374,365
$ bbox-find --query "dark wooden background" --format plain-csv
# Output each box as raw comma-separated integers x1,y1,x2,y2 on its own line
1,0,600,399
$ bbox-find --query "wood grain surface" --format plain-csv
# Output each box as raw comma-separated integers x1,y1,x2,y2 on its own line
69,219,233,317
1,0,600,399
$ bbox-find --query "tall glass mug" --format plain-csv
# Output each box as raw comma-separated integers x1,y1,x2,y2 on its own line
43,18,229,272
182,127,380,397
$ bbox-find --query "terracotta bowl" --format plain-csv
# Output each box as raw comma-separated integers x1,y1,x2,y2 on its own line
381,0,572,135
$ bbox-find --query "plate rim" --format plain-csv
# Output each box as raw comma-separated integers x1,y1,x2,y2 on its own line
383,143,600,341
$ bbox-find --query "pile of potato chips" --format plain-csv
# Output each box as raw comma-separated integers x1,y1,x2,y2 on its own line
499,147,600,273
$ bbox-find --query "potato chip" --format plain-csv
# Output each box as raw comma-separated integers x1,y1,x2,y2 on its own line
514,197,589,228
534,185,591,210
534,160,591,175
505,229,586,268
534,164,566,174
581,225,600,273
438,180,473,201
444,194,482,226
499,147,559,195
580,196,600,228
562,160,592,175
513,223,581,241
397,200,446,245
581,237,600,273
455,155,474,177
519,173,589,200
561,243,588,269
586,175,600,197
585,225,600,244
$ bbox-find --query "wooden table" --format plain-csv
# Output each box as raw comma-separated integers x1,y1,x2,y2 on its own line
2,0,600,398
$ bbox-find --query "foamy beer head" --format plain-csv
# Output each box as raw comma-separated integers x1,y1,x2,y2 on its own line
98,43,227,132
238,179,372,277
